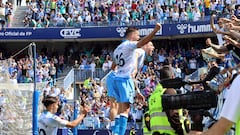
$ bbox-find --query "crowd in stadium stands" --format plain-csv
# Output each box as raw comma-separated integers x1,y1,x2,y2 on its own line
18,0,240,28
0,42,205,131
4,53,64,84
73,46,202,129
0,0,238,28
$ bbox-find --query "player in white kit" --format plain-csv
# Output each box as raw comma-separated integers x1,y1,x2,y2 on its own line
112,23,159,135
106,26,144,133
38,96,90,135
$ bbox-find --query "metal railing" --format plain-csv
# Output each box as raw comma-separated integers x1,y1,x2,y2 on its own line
63,68,110,90
38,15,218,28
78,122,143,130
63,68,74,90
74,68,110,83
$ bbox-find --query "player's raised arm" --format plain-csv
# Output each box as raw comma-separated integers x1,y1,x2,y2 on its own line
137,23,161,48
210,15,218,33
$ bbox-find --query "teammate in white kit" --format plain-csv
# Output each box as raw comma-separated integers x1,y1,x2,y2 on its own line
38,95,90,135
110,23,160,135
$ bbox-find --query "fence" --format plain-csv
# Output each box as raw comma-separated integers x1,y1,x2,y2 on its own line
74,68,110,83
57,129,143,135
63,69,74,90
62,68,110,90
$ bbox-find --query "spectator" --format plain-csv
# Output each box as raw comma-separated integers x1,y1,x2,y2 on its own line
174,63,182,78
193,7,201,22
95,57,102,68
172,7,179,23
17,0,22,6
79,61,85,70
90,60,96,73
56,13,68,27
180,8,188,22
0,3,5,30
53,84,61,96
67,14,74,27
102,60,109,72
5,2,12,27
210,15,226,46
58,54,64,72
49,63,57,84
73,60,80,69
189,56,197,74
204,0,211,16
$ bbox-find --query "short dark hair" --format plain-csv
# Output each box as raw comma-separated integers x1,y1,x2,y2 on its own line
159,65,174,80
125,27,138,37
42,95,58,108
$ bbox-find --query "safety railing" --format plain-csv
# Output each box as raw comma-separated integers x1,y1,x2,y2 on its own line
47,15,218,28
63,68,74,90
63,68,110,90
74,68,110,83
77,122,143,130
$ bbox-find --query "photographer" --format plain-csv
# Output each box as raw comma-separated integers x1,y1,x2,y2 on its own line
148,65,185,135
189,74,240,135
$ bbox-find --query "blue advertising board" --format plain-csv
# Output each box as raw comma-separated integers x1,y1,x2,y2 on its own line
57,129,143,135
0,21,213,40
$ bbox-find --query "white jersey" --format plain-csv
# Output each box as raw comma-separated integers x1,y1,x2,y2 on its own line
38,111,68,135
113,40,138,78
220,74,240,123
135,48,146,70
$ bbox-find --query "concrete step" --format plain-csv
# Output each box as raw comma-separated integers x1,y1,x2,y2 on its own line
12,6,28,27
55,66,73,89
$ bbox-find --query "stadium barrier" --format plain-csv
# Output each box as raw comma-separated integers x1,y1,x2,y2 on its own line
0,21,215,41
74,68,110,83
57,129,143,135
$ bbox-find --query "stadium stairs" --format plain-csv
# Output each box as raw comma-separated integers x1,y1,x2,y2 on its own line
55,66,73,89
12,5,28,27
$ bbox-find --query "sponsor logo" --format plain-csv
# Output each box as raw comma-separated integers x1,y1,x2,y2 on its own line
93,130,99,135
60,29,81,38
139,28,162,36
177,24,212,34
116,27,162,37
93,130,111,135
176,24,188,34
116,27,128,37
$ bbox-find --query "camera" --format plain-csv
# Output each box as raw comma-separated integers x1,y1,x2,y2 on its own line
162,90,217,111
160,78,218,131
